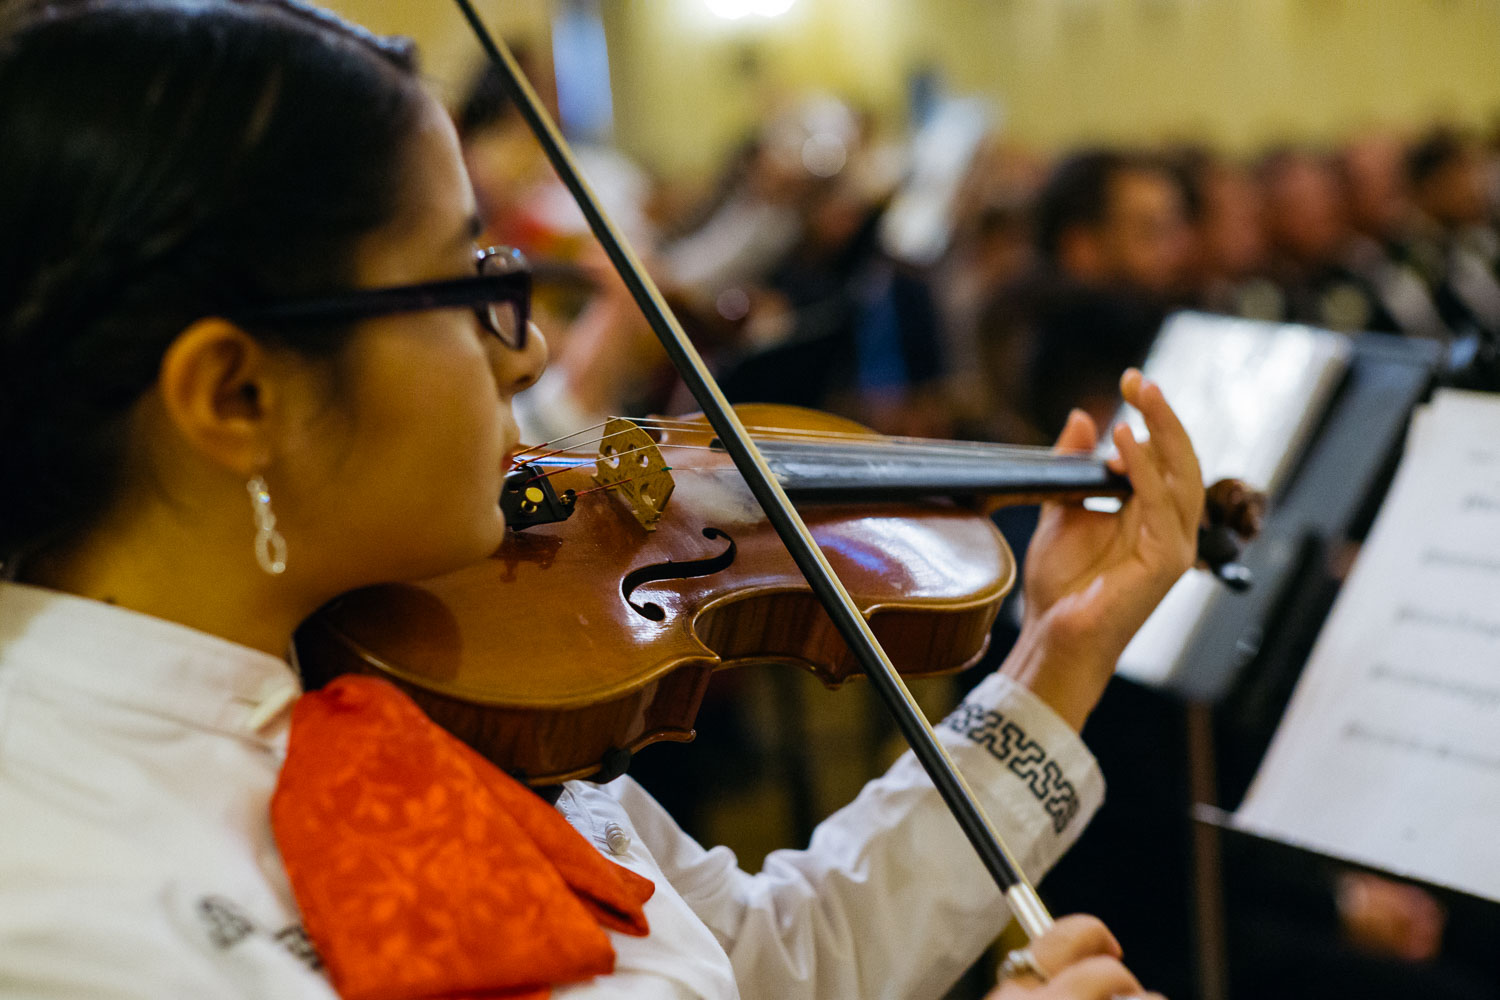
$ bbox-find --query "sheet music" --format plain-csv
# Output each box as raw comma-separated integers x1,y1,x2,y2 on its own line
1114,313,1351,685
1235,389,1500,902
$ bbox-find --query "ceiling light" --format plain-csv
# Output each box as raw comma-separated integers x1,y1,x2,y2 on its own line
704,0,798,21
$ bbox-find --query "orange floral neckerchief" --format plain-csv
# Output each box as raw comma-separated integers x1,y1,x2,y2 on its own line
271,675,654,1000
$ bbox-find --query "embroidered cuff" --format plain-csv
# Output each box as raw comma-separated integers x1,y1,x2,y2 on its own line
938,673,1104,837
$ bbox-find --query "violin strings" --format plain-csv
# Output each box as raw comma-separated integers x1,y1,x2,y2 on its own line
627,413,1050,455
512,418,1106,489
511,423,1111,508
517,462,584,483
623,416,1094,461
548,417,1096,462
517,439,601,465
620,415,998,450
513,442,739,483
570,468,673,500
510,419,615,460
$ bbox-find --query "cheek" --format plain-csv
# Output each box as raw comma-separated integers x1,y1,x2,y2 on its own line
387,358,508,511
306,340,511,578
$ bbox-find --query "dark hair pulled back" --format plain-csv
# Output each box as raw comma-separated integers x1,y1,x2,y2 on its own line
0,0,427,558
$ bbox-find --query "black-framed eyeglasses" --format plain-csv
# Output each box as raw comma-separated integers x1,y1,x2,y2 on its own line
234,245,531,351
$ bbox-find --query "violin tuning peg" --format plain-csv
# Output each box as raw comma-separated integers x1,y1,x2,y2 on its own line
1205,478,1267,541
1214,561,1253,592
1197,522,1254,592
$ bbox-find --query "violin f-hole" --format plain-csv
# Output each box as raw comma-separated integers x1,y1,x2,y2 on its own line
621,527,737,621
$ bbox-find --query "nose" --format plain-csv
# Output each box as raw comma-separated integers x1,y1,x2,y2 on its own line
495,322,548,397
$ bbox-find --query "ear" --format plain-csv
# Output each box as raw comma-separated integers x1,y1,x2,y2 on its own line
155,318,281,477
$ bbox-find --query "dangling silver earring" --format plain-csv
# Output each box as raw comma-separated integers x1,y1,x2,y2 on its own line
246,475,287,575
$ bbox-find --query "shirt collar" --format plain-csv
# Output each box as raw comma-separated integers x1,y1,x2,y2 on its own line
0,581,302,749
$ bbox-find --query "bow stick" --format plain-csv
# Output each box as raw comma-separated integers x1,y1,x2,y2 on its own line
451,0,1055,939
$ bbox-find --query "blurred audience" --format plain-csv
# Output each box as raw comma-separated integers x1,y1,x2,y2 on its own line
658,95,953,437
1256,147,1403,333
931,139,1044,431
1402,127,1500,338
1334,132,1451,340
1034,149,1190,298
1176,150,1279,320
1340,131,1410,247
971,149,1186,442
452,59,1500,444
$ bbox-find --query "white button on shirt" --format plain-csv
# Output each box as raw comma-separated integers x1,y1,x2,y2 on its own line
0,581,1104,999
603,822,633,856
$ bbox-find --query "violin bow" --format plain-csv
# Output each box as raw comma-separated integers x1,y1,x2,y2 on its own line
451,0,1054,939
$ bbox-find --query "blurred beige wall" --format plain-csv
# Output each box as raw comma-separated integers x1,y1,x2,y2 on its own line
321,0,1500,181
318,0,553,103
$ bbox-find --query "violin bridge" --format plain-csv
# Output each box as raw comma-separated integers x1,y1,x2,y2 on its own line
596,418,675,531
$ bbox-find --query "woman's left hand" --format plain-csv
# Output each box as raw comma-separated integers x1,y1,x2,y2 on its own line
1002,369,1203,730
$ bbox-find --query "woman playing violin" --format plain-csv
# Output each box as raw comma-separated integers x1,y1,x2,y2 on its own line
0,2,1202,998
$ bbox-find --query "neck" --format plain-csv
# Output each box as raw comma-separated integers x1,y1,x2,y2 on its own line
20,510,320,658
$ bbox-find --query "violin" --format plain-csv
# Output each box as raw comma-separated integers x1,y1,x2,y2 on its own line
297,403,1261,786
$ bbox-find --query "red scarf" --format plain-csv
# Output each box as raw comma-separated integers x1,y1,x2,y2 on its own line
271,675,654,1000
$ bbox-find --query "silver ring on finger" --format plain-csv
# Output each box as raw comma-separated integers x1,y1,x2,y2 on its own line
997,947,1049,984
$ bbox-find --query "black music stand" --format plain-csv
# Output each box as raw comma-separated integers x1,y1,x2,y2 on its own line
1179,332,1444,1000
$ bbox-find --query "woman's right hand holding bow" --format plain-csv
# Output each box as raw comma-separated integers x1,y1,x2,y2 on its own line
985,915,1165,1000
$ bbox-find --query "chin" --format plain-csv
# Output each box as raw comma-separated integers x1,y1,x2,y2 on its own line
389,522,508,584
